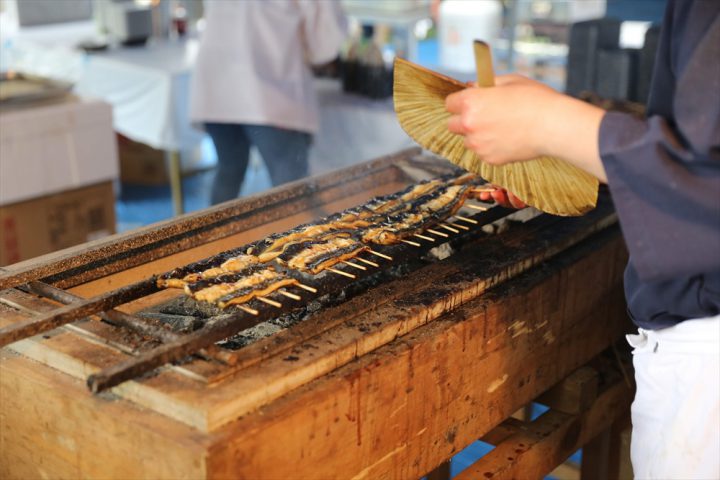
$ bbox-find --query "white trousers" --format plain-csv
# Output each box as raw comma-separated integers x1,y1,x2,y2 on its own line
627,315,720,480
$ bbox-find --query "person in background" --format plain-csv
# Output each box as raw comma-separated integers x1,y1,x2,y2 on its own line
190,1,346,205
445,1,719,478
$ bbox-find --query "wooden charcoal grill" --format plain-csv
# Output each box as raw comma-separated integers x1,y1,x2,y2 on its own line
0,148,632,480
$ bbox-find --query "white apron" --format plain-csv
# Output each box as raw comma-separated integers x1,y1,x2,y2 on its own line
627,315,720,479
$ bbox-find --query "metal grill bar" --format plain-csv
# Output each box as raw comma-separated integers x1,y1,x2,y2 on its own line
24,281,234,365
0,277,159,347
25,281,179,343
87,309,260,393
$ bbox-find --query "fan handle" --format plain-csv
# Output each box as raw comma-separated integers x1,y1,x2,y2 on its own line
473,40,495,88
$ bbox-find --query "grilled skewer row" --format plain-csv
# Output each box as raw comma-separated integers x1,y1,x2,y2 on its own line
244,177,452,259
253,184,472,274
158,179,443,288
160,177,467,288
158,175,492,308
163,181,476,287
247,183,470,264
249,181,474,258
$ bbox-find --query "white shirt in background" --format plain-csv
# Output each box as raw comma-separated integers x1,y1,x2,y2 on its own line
190,0,347,134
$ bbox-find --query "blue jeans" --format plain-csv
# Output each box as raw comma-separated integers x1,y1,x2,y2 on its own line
205,123,311,205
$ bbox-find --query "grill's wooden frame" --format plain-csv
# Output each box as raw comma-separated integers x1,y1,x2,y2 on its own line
0,150,630,479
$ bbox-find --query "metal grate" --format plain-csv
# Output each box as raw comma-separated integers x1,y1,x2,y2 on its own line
0,154,517,393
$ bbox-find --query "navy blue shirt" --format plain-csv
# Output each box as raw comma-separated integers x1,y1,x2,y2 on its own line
599,0,720,329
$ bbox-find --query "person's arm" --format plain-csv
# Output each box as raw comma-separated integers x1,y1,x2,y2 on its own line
444,60,720,282
297,0,347,66
446,75,608,182
598,110,720,281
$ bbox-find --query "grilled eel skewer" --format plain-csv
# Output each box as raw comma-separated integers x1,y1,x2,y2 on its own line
185,265,298,309
275,235,368,274
158,254,260,288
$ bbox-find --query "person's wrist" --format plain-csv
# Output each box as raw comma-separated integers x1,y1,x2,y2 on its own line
543,95,603,157
531,90,569,158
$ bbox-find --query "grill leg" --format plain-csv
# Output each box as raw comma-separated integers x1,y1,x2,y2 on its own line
426,460,451,480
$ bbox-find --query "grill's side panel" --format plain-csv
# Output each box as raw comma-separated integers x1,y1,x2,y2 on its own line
0,351,209,480
205,229,630,480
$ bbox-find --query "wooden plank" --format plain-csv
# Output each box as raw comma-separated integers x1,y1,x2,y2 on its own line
550,462,581,480
537,366,599,414
454,380,633,480
0,290,219,430
581,428,613,480
202,231,629,478
0,351,210,480
480,418,525,446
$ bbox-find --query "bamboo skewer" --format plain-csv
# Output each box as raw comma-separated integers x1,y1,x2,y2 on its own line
426,228,449,238
327,267,355,279
465,204,488,211
278,290,302,301
448,221,470,231
439,224,460,233
413,233,435,242
237,305,259,315
257,296,282,308
455,215,478,225
368,249,393,260
343,261,367,271
295,283,318,293
401,239,422,247
356,257,380,268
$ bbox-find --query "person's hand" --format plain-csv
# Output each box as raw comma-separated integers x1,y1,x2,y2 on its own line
446,74,560,165
444,74,608,182
478,186,526,209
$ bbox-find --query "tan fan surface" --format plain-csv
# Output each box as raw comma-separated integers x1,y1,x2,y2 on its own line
393,57,598,216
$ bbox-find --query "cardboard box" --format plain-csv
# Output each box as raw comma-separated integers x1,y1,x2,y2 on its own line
0,96,119,205
117,133,169,185
0,181,116,266
117,134,215,185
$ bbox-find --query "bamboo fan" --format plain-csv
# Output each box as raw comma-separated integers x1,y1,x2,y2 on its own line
393,41,598,216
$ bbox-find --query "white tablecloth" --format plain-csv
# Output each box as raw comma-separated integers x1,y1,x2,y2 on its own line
3,29,204,152
3,30,415,171
74,40,204,151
